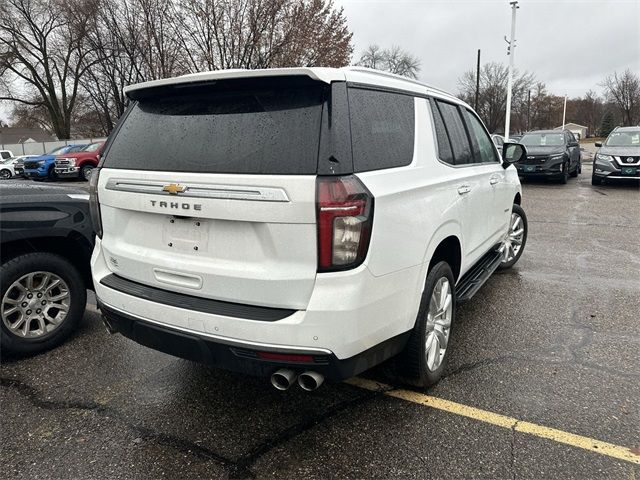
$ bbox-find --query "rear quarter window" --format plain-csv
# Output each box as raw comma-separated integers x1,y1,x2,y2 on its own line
348,88,415,172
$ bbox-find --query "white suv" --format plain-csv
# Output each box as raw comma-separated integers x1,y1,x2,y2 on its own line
90,67,528,390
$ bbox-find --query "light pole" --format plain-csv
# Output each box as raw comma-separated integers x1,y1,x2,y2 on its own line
504,1,519,140
561,94,567,130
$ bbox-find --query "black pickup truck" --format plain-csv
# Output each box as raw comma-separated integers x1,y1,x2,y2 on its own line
0,184,94,355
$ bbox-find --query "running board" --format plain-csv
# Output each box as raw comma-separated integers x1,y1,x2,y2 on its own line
456,249,503,304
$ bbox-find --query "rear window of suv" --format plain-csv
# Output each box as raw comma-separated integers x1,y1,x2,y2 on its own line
103,84,325,174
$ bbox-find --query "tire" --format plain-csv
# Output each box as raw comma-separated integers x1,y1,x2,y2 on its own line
578,162,582,174
396,261,455,388
591,175,602,186
47,166,57,181
559,162,569,184
497,204,527,270
570,162,579,177
81,165,94,181
1,252,86,356
0,169,11,179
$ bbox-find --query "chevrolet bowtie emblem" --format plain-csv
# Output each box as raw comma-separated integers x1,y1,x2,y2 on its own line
162,184,185,195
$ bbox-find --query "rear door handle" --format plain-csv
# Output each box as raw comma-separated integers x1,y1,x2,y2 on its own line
457,185,471,195
489,175,500,185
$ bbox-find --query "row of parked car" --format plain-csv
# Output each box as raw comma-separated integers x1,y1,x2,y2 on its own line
0,141,104,182
490,126,640,185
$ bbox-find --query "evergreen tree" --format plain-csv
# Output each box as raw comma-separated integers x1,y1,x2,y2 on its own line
599,112,615,137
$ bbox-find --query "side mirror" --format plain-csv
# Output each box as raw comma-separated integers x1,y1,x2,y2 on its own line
594,142,602,148
502,142,527,169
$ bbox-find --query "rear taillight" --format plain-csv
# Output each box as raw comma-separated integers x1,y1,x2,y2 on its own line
88,169,103,238
316,176,374,272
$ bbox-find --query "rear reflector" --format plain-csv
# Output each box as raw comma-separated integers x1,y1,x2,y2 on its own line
316,176,373,272
257,352,315,363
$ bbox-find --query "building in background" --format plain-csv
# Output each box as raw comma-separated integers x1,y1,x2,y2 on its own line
554,123,588,140
0,127,57,146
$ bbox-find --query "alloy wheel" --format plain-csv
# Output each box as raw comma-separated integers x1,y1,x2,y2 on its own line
1,271,70,338
499,212,525,263
424,277,452,371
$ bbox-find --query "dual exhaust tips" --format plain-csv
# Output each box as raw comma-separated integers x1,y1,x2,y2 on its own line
271,369,324,391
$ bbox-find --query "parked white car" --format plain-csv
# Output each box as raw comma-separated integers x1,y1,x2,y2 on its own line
11,155,39,177
0,157,18,179
90,67,528,390
0,150,14,161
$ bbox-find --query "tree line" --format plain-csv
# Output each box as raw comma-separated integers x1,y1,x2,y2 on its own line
458,63,640,137
1,0,353,138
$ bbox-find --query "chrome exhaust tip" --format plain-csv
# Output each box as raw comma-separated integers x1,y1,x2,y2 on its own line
270,369,297,391
101,315,117,335
297,371,324,391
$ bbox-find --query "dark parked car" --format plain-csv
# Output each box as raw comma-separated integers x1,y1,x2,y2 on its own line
0,184,94,355
515,129,581,183
592,126,640,185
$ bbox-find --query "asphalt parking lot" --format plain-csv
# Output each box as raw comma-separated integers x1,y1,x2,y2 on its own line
1,163,639,479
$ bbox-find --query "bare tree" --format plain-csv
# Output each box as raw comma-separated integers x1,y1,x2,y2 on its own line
2,0,353,135
458,62,534,133
172,0,352,71
0,0,96,138
601,69,640,126
356,44,420,79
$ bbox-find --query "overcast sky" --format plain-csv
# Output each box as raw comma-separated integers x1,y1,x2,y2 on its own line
336,0,640,97
2,0,638,125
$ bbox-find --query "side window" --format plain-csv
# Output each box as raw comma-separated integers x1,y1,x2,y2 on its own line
429,101,454,165
464,110,499,163
348,88,415,172
436,101,474,165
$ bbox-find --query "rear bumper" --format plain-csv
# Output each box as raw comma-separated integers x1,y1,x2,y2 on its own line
91,236,422,363
98,300,409,381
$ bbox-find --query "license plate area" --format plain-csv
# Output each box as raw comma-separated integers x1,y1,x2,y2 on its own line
162,216,208,252
621,167,637,176
524,165,536,172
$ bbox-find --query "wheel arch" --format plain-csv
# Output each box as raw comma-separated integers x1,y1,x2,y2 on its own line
1,235,94,290
421,221,464,284
514,192,522,205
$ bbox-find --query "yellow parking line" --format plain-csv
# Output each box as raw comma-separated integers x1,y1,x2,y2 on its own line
347,377,640,465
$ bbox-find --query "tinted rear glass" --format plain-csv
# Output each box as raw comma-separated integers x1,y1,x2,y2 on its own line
103,85,325,174
348,88,415,172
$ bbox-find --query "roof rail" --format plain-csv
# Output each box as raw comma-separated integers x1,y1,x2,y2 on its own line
343,66,454,98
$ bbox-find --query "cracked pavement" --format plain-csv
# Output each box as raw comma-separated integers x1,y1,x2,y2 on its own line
1,164,639,479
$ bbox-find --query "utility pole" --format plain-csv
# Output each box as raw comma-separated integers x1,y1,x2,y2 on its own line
475,49,481,111
561,94,567,129
526,89,531,131
504,1,519,140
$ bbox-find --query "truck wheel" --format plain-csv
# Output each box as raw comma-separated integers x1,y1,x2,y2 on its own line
396,261,455,388
0,169,11,179
1,252,86,356
81,165,94,181
47,166,58,181
497,204,527,270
